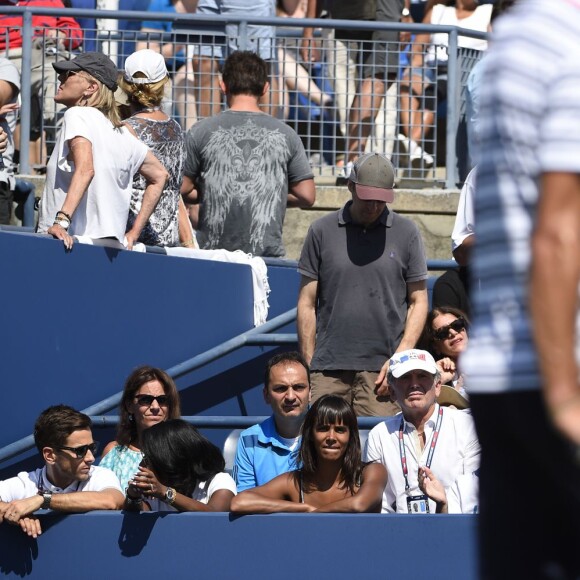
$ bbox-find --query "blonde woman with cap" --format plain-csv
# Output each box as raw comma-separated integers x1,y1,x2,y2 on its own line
37,52,168,250
119,49,195,248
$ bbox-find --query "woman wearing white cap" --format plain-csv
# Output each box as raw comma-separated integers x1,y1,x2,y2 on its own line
119,49,194,248
37,52,168,250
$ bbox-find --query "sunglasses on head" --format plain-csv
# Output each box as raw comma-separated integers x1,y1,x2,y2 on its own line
135,394,169,407
433,317,466,341
57,441,99,459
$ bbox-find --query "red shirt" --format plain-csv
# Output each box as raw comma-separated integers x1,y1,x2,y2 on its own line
0,0,83,51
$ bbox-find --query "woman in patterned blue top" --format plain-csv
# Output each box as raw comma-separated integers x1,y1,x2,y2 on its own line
99,366,181,491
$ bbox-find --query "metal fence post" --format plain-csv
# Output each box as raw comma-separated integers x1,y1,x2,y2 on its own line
445,28,459,189
19,10,32,177
238,19,248,50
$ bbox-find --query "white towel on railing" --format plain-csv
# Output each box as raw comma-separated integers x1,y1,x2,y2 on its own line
165,247,270,327
73,236,146,252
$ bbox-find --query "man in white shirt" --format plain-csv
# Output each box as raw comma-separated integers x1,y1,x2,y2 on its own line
0,405,124,537
365,349,480,513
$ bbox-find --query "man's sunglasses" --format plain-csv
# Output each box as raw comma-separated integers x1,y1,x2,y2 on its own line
135,394,169,407
57,442,99,459
433,317,467,341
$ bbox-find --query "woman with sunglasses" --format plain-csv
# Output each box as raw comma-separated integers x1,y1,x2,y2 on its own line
231,395,386,514
99,366,181,491
36,52,168,250
125,419,236,511
423,306,469,398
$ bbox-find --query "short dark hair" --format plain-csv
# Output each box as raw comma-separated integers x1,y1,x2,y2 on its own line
117,365,181,446
222,51,268,98
264,351,310,389
141,419,225,497
34,405,92,453
297,395,363,494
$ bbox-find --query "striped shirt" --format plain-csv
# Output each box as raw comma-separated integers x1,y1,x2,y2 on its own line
462,0,580,393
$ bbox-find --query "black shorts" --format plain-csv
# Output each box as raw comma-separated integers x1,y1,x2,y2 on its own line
335,27,400,79
471,391,580,579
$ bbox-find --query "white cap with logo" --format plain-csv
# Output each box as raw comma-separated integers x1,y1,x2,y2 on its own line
389,349,438,379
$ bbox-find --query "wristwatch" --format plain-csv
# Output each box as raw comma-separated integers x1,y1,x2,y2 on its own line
164,487,177,505
53,218,70,230
38,489,52,510
402,7,411,17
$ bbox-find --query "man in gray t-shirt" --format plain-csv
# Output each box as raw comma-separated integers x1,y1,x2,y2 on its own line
182,51,315,257
297,153,428,416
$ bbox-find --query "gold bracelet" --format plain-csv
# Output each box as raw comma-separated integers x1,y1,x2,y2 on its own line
181,239,195,248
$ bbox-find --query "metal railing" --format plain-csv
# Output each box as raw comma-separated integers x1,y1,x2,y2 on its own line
1,6,486,191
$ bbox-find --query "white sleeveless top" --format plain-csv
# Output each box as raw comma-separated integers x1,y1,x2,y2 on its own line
427,4,493,65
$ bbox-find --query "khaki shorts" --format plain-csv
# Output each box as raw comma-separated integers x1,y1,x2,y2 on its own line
311,370,400,417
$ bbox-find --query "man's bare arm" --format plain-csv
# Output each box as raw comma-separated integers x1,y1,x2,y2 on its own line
376,280,428,393
530,171,580,443
297,276,318,365
288,179,316,208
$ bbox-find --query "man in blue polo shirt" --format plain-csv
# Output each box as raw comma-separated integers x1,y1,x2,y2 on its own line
233,352,311,491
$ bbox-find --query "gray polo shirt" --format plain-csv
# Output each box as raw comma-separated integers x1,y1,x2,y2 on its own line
298,201,427,371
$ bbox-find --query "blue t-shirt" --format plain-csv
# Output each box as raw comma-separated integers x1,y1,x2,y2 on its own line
233,416,300,492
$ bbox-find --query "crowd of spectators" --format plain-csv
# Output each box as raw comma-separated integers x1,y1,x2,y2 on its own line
0,340,480,535
1,0,527,542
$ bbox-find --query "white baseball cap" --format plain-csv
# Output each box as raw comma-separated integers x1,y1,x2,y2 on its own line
124,49,168,84
389,349,438,379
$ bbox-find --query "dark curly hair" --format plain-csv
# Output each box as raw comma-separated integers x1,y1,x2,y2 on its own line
141,419,225,497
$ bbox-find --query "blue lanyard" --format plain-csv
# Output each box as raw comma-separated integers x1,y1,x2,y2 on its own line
398,406,444,492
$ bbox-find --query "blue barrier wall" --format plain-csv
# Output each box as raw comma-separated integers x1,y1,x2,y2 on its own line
0,512,478,579
0,232,299,458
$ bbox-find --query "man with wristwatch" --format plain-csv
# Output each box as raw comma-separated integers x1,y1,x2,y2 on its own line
364,349,480,513
0,405,124,537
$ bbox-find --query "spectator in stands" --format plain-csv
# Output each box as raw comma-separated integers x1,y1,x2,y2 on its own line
36,52,168,250
421,306,469,406
418,465,478,513
137,0,198,130
399,0,492,171
0,0,83,169
0,405,124,538
119,49,194,248
181,50,315,257
190,0,303,120
233,351,311,492
364,349,480,513
432,167,475,318
124,419,237,511
303,0,411,171
297,153,428,416
0,58,20,225
100,365,181,491
231,395,387,513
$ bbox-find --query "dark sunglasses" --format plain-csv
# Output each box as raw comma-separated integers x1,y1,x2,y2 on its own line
57,441,99,459
135,394,169,407
433,317,466,341
59,70,84,82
